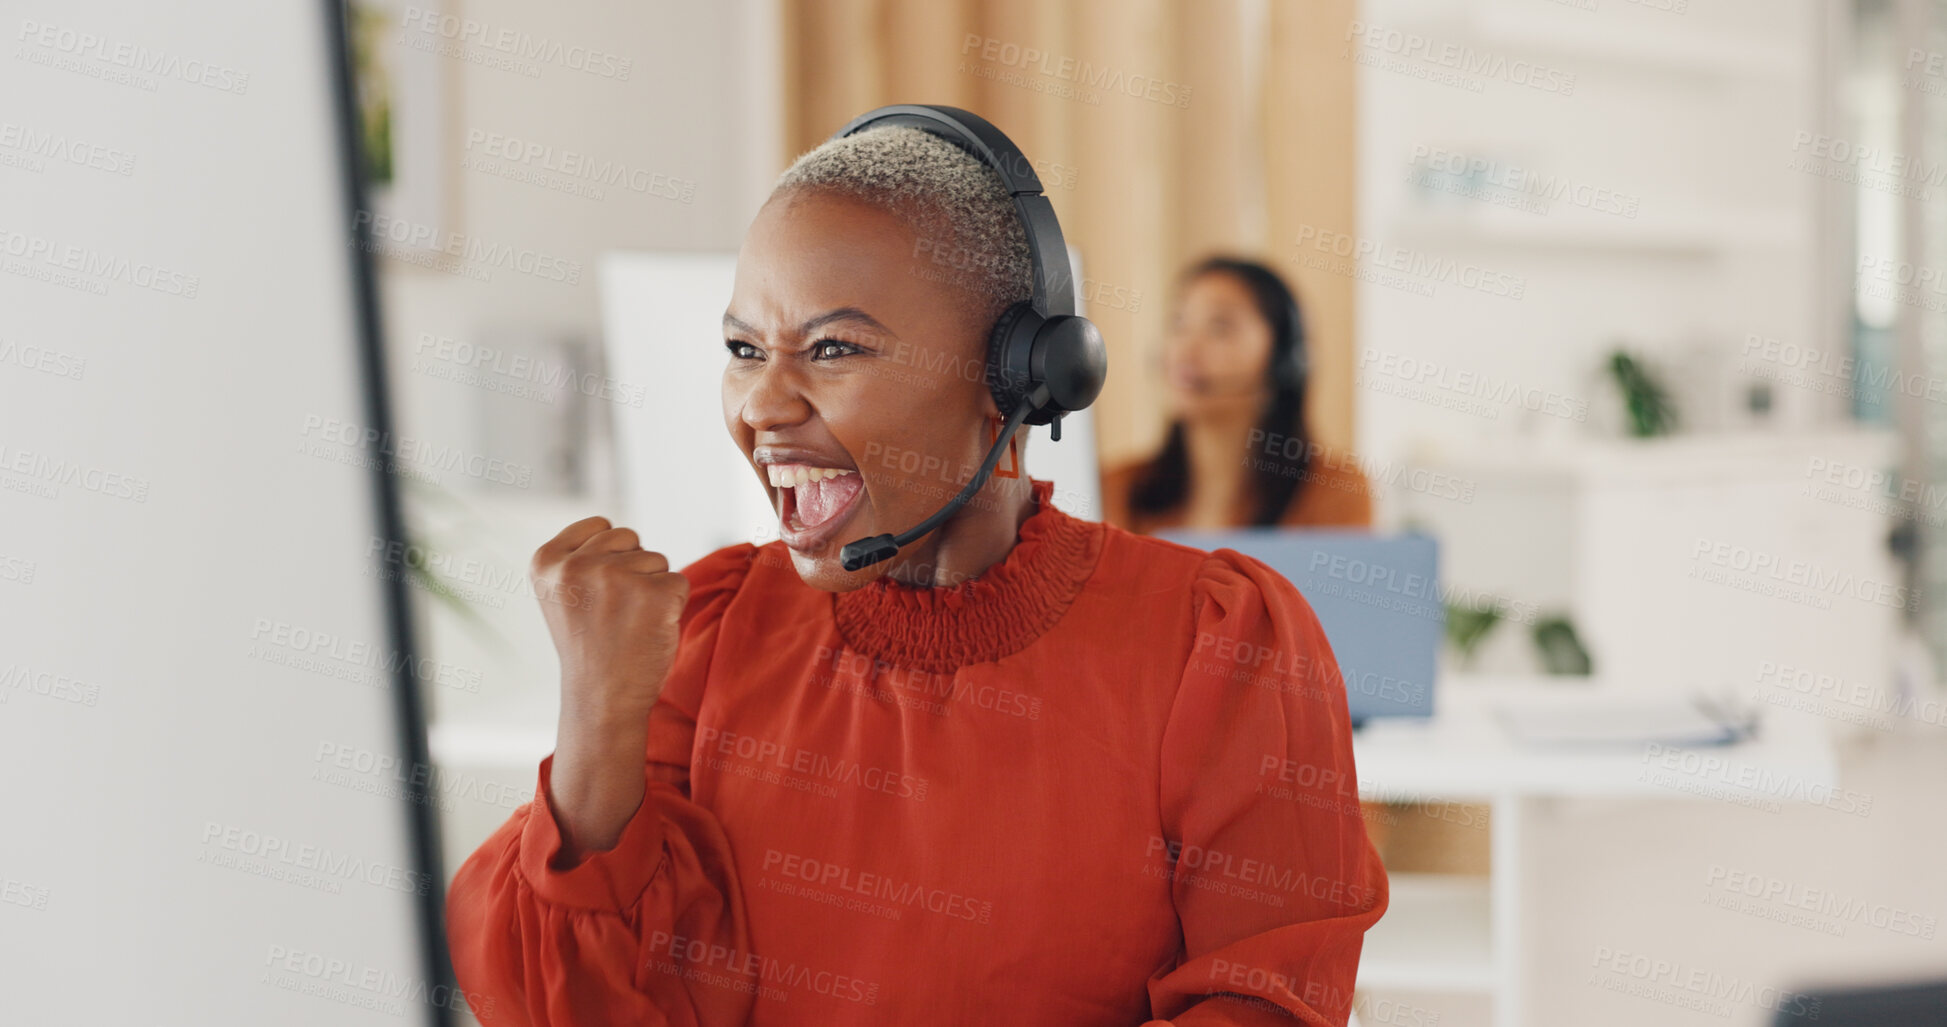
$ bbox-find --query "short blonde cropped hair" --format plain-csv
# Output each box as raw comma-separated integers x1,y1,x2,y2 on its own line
773,125,1034,325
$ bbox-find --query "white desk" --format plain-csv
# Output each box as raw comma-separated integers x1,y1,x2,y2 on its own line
1350,676,1838,1027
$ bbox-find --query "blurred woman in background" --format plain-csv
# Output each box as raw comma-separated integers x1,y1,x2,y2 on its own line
1101,256,1372,532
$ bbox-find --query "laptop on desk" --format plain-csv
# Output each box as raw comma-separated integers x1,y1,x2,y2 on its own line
1155,529,1440,724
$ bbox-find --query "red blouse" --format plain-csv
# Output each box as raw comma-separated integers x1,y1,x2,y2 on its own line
447,477,1387,1026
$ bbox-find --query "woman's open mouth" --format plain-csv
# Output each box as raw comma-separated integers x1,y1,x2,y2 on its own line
770,463,866,554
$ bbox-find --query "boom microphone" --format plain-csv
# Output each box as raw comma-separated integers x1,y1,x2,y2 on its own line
838,394,1035,572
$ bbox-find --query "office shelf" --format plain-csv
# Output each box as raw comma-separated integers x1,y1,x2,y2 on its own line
1390,209,1806,255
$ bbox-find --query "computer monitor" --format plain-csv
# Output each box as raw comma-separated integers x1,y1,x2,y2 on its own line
1773,980,1947,1025
1,1,440,1022
1156,530,1440,723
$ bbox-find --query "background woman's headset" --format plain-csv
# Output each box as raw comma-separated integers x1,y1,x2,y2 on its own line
1274,289,1309,394
833,104,1108,571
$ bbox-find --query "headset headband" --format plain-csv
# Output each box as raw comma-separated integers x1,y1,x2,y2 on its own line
833,104,1076,319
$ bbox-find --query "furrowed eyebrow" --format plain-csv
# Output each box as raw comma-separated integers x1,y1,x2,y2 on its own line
720,307,897,339
800,307,895,337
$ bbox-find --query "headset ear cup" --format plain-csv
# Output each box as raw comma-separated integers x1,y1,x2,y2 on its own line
1033,314,1107,415
1282,300,1309,393
987,301,1039,417
1280,346,1308,392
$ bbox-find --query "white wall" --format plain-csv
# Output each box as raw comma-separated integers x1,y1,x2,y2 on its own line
1354,0,1829,477
1,2,427,1023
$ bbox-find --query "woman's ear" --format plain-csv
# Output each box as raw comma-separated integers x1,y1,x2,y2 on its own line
971,352,1003,419
977,385,1002,421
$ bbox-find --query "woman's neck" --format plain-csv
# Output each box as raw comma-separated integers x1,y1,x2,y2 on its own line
884,474,1037,588
1181,401,1262,523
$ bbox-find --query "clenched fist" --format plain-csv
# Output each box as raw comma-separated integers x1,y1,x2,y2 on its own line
532,515,690,722
532,515,691,864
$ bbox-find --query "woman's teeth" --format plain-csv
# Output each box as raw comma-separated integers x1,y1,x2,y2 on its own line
766,464,856,488
767,463,865,532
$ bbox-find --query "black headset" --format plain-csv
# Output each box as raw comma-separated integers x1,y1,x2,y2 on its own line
833,104,1108,572
1274,288,1309,394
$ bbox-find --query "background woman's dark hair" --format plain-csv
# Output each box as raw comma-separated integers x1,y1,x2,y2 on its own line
1129,256,1311,527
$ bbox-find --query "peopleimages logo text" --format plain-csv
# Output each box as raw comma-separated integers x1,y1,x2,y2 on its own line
960,34,1192,107
400,7,631,80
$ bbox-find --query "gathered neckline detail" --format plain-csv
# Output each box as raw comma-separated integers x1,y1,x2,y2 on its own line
829,478,1104,673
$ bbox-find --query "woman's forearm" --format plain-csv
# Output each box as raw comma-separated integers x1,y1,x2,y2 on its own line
548,712,650,866
525,514,691,867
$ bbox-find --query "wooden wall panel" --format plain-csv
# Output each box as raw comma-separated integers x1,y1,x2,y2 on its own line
1264,0,1358,452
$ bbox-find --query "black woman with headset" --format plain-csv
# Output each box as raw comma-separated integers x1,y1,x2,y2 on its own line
1102,257,1375,535
446,105,1386,1027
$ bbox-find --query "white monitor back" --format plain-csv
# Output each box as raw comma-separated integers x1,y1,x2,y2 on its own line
0,1,427,1023
599,251,1103,572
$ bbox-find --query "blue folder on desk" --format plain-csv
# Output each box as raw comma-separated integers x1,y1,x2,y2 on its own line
1156,529,1439,723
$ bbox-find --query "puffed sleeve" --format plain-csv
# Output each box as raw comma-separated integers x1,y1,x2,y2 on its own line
1143,551,1389,1027
445,543,761,1027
